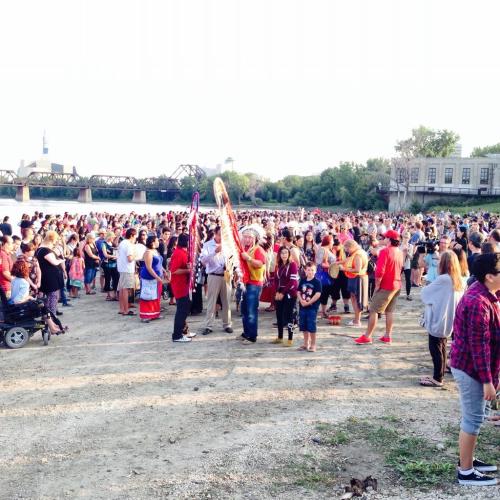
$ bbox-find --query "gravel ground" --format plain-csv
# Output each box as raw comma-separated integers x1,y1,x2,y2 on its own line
0,288,498,499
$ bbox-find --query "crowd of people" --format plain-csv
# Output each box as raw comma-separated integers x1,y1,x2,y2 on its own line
0,206,499,486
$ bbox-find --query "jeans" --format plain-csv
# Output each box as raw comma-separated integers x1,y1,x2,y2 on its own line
173,295,191,340
241,284,262,341
451,367,486,435
59,285,69,305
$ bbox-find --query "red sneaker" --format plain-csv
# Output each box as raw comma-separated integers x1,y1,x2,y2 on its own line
378,336,392,344
354,335,372,344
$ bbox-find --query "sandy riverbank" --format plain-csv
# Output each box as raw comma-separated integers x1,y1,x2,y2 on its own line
0,289,498,499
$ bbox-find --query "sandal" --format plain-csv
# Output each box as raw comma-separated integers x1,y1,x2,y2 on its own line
346,320,362,327
419,376,443,387
264,306,275,312
297,345,308,351
307,346,317,352
86,291,96,295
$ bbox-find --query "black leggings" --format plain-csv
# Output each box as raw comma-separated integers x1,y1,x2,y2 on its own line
403,269,411,297
332,272,349,301
275,295,296,340
103,266,119,292
428,334,447,383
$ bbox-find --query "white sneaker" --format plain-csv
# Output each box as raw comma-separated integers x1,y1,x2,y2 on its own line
173,336,192,343
187,331,197,338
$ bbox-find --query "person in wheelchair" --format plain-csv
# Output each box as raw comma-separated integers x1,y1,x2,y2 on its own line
8,260,68,335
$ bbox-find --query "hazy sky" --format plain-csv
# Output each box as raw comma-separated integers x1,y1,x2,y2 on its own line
1,0,499,180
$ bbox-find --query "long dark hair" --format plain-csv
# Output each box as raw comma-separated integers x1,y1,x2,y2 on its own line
276,246,291,268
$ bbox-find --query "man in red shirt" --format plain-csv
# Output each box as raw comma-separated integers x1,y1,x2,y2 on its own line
354,230,403,345
169,233,193,343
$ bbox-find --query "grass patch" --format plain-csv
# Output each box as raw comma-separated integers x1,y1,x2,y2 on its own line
442,422,500,464
315,417,457,487
270,452,337,492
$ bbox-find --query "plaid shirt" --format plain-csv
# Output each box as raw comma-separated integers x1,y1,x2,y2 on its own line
450,281,500,387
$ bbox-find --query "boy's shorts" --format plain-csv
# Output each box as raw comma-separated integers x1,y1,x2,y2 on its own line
299,307,318,333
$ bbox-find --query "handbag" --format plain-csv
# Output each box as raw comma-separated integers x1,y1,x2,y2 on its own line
328,263,340,279
140,279,158,301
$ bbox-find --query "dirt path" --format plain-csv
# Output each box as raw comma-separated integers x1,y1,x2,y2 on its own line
0,290,498,499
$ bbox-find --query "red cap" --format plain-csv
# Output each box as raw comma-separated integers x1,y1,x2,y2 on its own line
383,229,400,241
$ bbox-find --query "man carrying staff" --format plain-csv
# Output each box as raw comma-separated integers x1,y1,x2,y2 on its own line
238,225,266,344
200,226,233,336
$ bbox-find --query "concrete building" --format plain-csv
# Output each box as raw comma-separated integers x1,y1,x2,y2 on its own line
17,131,77,178
389,155,500,211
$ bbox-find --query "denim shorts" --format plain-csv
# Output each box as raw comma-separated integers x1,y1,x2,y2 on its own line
451,367,486,435
299,307,318,333
84,267,97,285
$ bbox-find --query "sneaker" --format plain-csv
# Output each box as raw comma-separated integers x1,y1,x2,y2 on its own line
62,303,73,307
242,339,256,345
236,334,247,341
224,327,234,333
344,305,350,314
354,335,372,344
173,336,192,343
201,328,213,336
379,336,392,344
270,338,283,344
327,305,336,312
187,331,197,338
457,469,497,486
406,296,413,301
285,339,293,347
457,459,498,473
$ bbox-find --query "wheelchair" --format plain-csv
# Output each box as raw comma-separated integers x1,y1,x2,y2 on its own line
0,288,52,349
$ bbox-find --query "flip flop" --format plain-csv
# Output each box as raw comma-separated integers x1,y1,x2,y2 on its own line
124,311,136,316
307,346,317,352
419,377,443,387
297,345,308,351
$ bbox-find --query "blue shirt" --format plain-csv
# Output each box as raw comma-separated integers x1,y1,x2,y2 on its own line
9,277,30,304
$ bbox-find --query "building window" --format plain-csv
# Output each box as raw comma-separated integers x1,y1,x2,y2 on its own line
428,167,436,184
444,167,453,184
462,168,470,184
396,167,406,184
410,167,419,184
480,167,490,185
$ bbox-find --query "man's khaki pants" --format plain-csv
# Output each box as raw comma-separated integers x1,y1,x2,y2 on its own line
203,274,232,329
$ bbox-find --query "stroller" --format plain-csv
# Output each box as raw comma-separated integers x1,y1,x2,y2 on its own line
0,288,53,348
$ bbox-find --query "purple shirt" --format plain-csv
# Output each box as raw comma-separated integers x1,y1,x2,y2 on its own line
450,281,500,387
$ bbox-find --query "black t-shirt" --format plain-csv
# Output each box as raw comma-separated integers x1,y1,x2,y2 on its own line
298,277,322,309
36,247,62,294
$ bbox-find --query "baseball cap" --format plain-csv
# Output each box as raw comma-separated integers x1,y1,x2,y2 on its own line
383,230,401,241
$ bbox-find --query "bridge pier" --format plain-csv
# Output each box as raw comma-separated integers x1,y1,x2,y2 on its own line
15,185,30,202
132,190,147,203
78,188,93,203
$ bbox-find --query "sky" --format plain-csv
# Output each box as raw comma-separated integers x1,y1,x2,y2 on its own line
1,0,500,181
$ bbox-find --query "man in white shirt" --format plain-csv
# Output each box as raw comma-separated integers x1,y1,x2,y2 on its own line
200,227,233,335
117,228,137,316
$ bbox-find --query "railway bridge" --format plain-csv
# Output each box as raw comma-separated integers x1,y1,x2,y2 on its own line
0,164,205,203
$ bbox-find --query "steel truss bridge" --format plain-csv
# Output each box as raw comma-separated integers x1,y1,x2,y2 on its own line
0,164,205,192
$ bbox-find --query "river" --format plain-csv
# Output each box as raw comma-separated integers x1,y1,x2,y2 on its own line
0,198,195,236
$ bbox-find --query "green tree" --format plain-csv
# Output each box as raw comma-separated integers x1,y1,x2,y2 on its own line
395,125,460,159
471,143,500,157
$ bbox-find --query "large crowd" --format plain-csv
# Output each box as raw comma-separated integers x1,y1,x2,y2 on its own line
0,206,499,487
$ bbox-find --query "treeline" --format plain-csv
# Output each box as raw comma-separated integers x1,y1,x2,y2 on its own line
185,158,391,209
0,158,390,209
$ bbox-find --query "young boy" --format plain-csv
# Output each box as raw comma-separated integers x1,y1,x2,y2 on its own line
298,262,322,352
